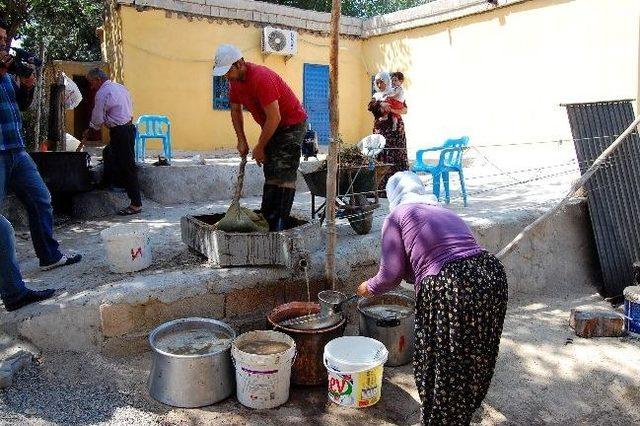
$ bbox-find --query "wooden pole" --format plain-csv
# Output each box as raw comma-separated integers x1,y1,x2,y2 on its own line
57,73,66,151
496,114,640,260
325,0,341,290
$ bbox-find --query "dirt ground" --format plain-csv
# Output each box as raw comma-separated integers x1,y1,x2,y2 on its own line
1,285,638,426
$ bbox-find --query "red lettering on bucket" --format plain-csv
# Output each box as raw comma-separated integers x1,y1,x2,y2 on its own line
399,335,406,352
328,374,353,397
131,247,142,261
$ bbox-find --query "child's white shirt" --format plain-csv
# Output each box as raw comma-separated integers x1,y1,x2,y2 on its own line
384,86,405,103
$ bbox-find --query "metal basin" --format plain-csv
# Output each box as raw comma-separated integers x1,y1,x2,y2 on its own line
358,293,415,366
148,318,236,407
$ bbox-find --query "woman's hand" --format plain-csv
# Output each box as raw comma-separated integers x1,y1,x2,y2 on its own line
356,282,373,297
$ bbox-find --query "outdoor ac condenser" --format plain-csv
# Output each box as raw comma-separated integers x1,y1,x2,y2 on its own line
261,27,298,56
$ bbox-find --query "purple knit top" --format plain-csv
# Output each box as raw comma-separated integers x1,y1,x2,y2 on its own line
365,203,483,295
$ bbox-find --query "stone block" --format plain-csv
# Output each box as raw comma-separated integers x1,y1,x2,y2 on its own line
142,293,225,328
71,190,131,219
100,303,146,338
570,309,624,338
228,314,269,334
176,1,211,16
237,10,253,21
225,284,286,318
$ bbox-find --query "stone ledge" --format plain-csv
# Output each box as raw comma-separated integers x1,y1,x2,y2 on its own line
124,0,363,36
122,0,534,38
362,0,531,37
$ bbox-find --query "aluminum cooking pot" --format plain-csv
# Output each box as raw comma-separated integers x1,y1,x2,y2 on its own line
358,293,415,366
148,318,236,407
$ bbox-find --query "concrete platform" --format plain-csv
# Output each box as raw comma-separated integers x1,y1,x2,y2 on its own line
1,155,315,225
1,183,599,355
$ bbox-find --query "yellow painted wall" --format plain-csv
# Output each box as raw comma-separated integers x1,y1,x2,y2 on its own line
116,7,370,151
362,0,640,153
109,0,640,153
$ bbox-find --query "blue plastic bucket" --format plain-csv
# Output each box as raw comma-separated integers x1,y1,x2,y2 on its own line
623,286,640,335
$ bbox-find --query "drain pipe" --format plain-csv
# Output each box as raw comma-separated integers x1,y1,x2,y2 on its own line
496,114,640,260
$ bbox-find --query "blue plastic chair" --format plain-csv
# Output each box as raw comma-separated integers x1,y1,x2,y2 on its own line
411,136,469,206
135,115,172,163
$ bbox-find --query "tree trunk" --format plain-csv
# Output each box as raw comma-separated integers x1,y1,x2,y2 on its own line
34,41,46,148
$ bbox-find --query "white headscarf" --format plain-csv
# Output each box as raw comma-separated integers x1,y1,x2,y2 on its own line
373,71,391,101
386,171,439,212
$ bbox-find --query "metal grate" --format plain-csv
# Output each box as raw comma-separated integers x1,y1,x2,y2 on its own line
564,99,640,296
212,75,230,110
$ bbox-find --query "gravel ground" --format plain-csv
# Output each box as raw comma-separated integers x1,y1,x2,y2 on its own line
1,288,639,425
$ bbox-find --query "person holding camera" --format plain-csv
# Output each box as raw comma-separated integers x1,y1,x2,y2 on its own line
0,21,82,309
82,68,141,216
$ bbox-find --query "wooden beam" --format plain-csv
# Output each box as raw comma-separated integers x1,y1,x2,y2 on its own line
325,0,341,290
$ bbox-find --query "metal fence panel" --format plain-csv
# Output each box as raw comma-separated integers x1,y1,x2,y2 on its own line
564,99,640,296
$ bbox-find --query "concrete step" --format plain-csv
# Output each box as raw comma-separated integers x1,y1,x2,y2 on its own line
136,161,310,206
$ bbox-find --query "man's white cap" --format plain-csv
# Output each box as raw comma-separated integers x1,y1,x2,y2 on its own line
212,44,243,77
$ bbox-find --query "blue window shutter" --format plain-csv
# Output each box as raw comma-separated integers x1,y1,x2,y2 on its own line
213,75,230,110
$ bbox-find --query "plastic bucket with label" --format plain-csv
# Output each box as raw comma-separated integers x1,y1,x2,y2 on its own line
323,336,388,408
231,330,296,409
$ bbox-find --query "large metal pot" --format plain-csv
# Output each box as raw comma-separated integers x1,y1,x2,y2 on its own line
358,293,415,366
148,318,236,407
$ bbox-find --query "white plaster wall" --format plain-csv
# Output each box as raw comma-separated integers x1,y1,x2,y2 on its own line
363,0,640,165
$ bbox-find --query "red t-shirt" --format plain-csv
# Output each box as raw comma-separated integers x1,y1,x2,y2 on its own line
229,63,307,127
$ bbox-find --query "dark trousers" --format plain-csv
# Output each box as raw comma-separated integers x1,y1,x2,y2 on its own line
0,148,63,267
109,124,141,206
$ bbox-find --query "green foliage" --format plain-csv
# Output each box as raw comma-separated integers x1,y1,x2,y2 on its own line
0,0,103,62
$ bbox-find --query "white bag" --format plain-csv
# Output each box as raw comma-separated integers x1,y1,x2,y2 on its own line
63,74,82,110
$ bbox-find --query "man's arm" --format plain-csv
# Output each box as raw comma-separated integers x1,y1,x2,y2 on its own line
230,103,248,157
13,75,36,111
252,100,281,165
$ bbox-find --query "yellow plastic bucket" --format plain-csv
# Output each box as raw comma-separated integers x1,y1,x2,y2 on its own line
323,336,388,408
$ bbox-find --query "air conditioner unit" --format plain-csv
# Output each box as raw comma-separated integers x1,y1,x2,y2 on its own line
262,27,298,56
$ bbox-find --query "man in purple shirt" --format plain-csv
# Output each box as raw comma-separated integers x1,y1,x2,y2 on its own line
83,68,141,215
357,171,508,425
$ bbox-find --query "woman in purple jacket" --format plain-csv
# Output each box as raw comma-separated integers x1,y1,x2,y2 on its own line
357,171,508,425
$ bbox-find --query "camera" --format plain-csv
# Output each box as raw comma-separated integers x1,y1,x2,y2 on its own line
7,47,42,78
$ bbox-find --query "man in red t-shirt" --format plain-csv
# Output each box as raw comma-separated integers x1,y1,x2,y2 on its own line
213,44,308,232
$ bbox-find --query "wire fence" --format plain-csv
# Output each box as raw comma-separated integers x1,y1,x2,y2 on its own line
311,132,640,227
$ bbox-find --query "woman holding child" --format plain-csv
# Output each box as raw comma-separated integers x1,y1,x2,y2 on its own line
368,71,409,191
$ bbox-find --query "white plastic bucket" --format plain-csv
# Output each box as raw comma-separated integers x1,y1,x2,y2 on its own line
100,223,152,273
231,330,296,409
323,336,388,408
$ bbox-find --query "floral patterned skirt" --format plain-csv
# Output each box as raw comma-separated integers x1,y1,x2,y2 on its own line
414,252,508,425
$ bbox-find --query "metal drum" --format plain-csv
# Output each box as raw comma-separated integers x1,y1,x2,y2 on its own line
148,318,236,407
358,293,415,366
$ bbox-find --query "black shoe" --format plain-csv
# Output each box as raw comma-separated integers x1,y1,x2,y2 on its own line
5,289,56,312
